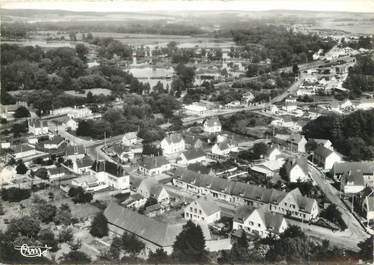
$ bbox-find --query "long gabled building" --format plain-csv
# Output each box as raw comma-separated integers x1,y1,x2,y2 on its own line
173,168,319,221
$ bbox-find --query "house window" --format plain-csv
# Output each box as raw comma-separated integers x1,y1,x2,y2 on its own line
249,221,254,226
201,217,205,221
190,207,192,211
194,208,197,213
258,223,261,227
186,213,189,218
199,210,202,214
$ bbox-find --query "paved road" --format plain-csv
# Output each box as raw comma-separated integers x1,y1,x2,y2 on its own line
308,162,369,246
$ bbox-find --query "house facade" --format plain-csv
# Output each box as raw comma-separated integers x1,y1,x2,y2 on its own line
89,160,130,190
184,198,221,224
138,156,172,176
161,134,185,155
314,146,342,170
173,169,319,221
28,119,49,136
203,117,222,134
233,205,288,238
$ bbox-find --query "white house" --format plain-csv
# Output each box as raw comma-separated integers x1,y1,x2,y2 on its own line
203,117,222,134
64,118,78,131
178,148,206,166
122,132,142,146
273,134,307,153
314,146,342,170
267,146,282,161
137,178,170,205
184,197,221,224
233,205,288,238
366,196,374,224
89,160,130,190
0,166,17,186
72,174,109,192
184,103,207,115
283,157,310,183
161,134,185,155
51,106,92,119
138,156,172,176
211,141,238,156
28,119,49,136
42,135,65,150
73,155,94,174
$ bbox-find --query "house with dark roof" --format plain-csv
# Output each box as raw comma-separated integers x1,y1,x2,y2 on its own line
173,168,319,221
28,119,49,136
42,135,65,150
65,145,85,160
11,144,37,160
178,148,206,165
233,205,288,238
314,145,342,170
184,135,204,150
89,160,130,190
137,178,170,205
273,133,307,153
138,156,172,176
332,161,374,185
341,169,366,194
311,138,333,150
184,197,220,224
203,117,222,133
282,157,310,183
160,133,185,155
73,155,94,174
104,202,212,254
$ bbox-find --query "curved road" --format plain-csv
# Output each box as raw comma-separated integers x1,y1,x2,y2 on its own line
308,162,369,246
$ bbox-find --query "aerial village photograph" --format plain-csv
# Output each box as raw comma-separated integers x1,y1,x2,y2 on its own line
0,0,374,263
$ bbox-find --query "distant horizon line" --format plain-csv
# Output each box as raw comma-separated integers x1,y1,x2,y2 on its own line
1,7,374,14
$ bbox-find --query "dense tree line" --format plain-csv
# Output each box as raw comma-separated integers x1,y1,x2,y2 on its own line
230,24,336,70
303,109,374,161
343,54,374,98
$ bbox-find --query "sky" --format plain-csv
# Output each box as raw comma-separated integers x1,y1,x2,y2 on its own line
1,0,374,13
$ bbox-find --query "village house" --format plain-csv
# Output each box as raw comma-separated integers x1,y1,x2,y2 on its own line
203,117,222,134
72,174,109,192
184,103,207,115
233,205,288,238
366,196,374,225
50,106,93,119
122,193,147,209
63,117,78,131
184,135,204,150
211,141,238,156
340,169,366,194
122,132,143,146
267,146,283,161
313,145,342,170
137,178,170,205
11,144,37,160
273,133,307,153
0,166,17,186
283,96,298,112
160,133,185,155
108,144,136,162
178,148,206,166
104,202,212,254
332,161,374,185
173,168,319,221
65,145,86,160
184,197,221,224
138,156,172,176
88,160,130,191
242,91,255,104
28,119,49,136
72,155,94,174
282,157,310,183
48,166,68,181
311,139,333,150
250,159,285,179
41,135,65,150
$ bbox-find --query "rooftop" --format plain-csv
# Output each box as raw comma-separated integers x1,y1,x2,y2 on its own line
139,156,170,170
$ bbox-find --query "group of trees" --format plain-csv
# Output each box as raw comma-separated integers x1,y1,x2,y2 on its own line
231,24,336,70
218,225,367,264
303,109,374,161
68,186,93,203
343,54,374,98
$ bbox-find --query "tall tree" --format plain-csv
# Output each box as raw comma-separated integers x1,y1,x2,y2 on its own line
172,220,207,263
90,212,109,238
